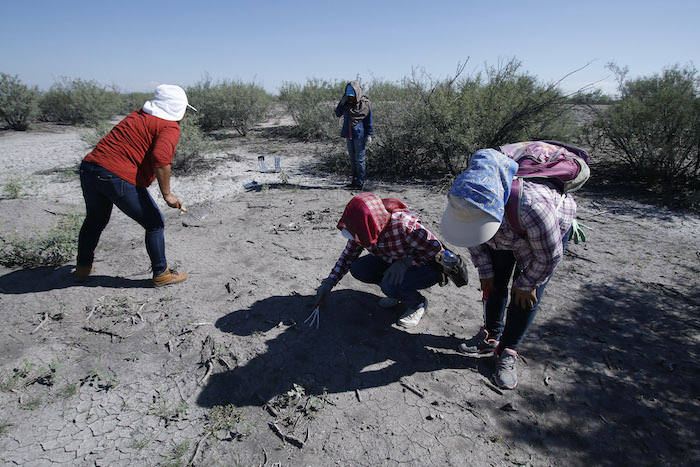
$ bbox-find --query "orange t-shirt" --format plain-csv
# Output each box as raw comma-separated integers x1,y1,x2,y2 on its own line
83,110,181,187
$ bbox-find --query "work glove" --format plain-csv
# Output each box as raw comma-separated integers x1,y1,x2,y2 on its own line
314,278,334,304
365,135,372,146
571,219,592,244
383,258,411,286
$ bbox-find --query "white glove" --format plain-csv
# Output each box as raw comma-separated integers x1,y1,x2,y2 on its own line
571,219,592,244
365,135,372,146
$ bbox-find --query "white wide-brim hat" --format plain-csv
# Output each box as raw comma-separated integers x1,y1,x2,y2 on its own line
440,194,502,247
142,84,197,121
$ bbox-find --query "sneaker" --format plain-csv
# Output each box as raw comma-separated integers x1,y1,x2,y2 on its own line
378,297,400,309
397,299,427,328
492,348,518,389
457,327,499,357
74,265,93,283
152,268,189,287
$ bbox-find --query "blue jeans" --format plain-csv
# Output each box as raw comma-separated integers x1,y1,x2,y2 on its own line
349,254,441,308
346,137,366,185
77,161,167,275
485,227,572,352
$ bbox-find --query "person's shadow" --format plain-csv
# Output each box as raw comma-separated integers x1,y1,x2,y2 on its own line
197,289,491,408
0,265,150,294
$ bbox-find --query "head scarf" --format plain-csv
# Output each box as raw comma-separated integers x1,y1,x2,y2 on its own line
336,193,407,248
142,84,197,121
341,80,371,128
440,149,519,247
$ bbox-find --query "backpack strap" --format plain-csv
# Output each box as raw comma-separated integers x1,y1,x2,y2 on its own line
504,177,526,236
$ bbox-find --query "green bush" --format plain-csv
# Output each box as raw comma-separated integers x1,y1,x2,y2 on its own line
0,73,39,131
371,59,577,176
278,78,346,140
172,114,215,173
39,77,121,125
586,64,700,192
0,211,83,268
186,77,273,135
118,91,152,115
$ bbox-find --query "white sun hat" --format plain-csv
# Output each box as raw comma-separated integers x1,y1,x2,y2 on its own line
142,84,197,121
440,194,503,247
440,149,519,247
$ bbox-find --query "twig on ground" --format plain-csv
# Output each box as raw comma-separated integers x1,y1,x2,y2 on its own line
189,436,207,467
400,380,425,398
259,442,268,467
9,389,23,405
30,312,49,334
480,379,504,396
82,326,126,340
166,340,172,353
268,422,304,448
355,388,362,402
85,305,99,323
257,394,279,418
199,361,213,385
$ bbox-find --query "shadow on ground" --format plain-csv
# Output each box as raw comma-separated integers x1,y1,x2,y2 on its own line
498,277,699,465
0,265,150,294
197,289,487,408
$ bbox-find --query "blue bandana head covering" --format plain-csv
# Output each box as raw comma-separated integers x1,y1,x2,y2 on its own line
346,84,356,97
448,149,519,222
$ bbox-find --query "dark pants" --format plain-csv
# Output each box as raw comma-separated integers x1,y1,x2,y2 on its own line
349,254,441,308
77,161,167,275
346,137,366,185
485,227,572,352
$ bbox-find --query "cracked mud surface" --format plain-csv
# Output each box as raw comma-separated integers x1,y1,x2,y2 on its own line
0,119,698,466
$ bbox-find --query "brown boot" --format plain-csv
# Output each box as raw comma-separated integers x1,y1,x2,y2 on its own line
152,268,188,287
74,265,93,283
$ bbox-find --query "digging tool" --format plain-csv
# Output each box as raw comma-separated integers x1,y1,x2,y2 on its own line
304,302,321,329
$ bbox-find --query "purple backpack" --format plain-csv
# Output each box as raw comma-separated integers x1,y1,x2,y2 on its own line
501,141,590,235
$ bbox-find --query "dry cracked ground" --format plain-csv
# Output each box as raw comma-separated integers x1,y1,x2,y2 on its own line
0,117,698,466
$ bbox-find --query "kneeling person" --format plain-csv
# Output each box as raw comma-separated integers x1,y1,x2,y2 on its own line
315,193,443,328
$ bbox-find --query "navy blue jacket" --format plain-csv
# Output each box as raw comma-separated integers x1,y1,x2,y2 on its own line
335,102,374,140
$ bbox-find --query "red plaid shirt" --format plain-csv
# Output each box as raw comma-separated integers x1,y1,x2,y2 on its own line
327,211,443,285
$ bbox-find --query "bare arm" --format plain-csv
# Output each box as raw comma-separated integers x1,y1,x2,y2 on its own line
154,164,181,209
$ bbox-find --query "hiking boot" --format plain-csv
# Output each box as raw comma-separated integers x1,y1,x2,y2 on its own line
492,348,518,389
397,299,427,328
378,297,400,309
152,268,189,287
457,327,499,357
74,265,93,283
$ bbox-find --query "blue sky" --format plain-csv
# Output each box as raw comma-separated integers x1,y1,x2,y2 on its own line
1,0,698,96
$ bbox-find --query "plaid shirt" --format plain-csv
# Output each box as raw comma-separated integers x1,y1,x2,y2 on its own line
468,180,576,290
328,211,443,285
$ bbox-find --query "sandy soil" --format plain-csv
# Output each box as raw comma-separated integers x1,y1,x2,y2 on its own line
0,117,698,466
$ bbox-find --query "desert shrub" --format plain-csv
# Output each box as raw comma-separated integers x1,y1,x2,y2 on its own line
2,175,36,199
371,59,577,176
585,64,700,194
39,77,121,125
278,78,346,140
2,176,24,199
172,114,215,173
0,73,40,130
0,211,83,268
118,91,152,115
186,77,273,135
